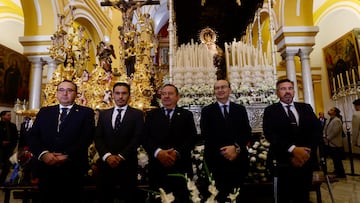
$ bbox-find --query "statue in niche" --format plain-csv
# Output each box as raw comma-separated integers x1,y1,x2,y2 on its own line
199,27,226,80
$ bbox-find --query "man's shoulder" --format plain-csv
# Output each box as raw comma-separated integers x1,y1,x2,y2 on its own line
264,102,280,110
38,105,57,113
175,106,193,115
73,104,94,113
202,102,217,111
353,111,360,118
127,106,144,115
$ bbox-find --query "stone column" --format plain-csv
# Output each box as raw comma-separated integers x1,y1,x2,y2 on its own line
282,50,299,101
27,57,44,109
299,48,315,109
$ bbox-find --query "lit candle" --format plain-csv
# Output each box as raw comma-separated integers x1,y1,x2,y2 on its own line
340,73,345,88
353,69,357,85
333,77,336,92
346,70,350,87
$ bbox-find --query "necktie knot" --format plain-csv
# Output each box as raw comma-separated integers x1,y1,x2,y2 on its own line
286,105,297,125
166,109,172,119
60,108,68,122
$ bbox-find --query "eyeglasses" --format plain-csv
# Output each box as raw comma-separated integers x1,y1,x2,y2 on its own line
57,88,75,93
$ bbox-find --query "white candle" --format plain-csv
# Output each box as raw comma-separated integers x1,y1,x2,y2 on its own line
353,69,357,85
337,75,341,88
333,77,336,92
346,70,350,87
225,43,230,70
340,73,345,88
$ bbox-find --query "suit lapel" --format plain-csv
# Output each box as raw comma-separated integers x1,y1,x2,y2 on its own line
106,108,115,131
275,102,289,122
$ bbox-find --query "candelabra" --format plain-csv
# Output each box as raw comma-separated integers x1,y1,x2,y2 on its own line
332,82,360,176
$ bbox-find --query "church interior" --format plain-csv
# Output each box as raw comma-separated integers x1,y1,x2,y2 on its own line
1,0,360,202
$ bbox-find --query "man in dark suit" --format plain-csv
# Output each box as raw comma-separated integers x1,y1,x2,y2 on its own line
18,116,32,150
28,80,95,203
144,84,197,203
200,79,251,202
94,82,144,203
263,79,322,203
319,112,327,130
0,111,18,185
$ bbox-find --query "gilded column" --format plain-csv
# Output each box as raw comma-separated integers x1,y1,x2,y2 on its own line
299,48,315,108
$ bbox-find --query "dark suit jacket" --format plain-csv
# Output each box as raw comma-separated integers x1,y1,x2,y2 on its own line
144,106,197,181
200,102,251,184
263,102,322,165
0,120,18,159
28,104,95,177
94,106,144,183
18,121,30,149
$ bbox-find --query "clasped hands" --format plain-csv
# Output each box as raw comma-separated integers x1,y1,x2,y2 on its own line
291,146,311,167
106,154,123,168
41,152,68,166
157,148,177,167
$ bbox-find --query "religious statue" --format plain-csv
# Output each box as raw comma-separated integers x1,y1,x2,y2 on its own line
199,27,226,79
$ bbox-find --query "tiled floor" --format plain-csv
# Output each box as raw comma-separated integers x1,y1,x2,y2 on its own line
309,157,360,203
1,157,360,202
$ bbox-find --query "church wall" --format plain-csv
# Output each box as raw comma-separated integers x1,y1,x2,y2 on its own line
312,6,360,115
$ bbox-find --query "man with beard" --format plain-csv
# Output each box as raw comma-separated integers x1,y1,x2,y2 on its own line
94,82,144,203
263,79,322,203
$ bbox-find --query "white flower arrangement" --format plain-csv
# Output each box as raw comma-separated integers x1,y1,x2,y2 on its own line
247,136,271,183
137,145,149,168
178,85,214,107
156,188,175,203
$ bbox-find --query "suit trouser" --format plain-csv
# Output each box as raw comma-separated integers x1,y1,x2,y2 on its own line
276,163,313,203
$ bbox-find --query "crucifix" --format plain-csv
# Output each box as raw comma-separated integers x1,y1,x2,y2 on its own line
100,0,160,76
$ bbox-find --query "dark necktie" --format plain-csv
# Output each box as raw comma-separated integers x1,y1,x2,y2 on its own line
166,109,172,120
286,105,297,125
223,105,229,119
115,109,123,132
60,108,68,123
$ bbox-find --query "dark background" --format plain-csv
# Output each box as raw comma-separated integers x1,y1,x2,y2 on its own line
174,0,264,49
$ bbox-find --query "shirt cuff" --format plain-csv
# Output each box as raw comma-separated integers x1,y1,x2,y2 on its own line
154,148,161,158
38,150,49,160
102,152,111,161
288,145,296,153
118,154,125,160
